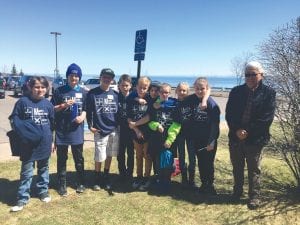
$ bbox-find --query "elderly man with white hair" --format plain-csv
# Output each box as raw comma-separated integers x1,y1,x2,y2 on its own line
225,61,276,209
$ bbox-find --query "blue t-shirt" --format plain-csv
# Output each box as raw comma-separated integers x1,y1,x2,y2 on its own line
10,96,54,161
51,85,87,145
86,87,118,136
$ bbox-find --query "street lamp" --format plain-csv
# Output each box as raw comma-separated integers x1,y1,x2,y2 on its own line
50,32,61,78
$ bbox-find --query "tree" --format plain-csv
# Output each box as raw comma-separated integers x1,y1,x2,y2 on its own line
11,64,17,75
231,52,256,85
259,17,300,190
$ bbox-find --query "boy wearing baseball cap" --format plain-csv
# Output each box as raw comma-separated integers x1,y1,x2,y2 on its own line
86,68,119,191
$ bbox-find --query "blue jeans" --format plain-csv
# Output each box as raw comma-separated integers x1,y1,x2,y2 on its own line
17,158,49,204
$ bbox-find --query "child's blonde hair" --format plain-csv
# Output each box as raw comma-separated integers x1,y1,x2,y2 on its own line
137,76,151,86
194,77,210,88
160,83,172,92
175,82,190,93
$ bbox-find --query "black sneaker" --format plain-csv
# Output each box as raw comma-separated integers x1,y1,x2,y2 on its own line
206,185,217,195
103,175,112,191
198,184,207,194
76,184,85,193
247,198,260,210
58,184,67,197
230,193,242,203
132,177,142,189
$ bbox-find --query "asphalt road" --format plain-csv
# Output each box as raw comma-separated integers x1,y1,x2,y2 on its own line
0,91,18,144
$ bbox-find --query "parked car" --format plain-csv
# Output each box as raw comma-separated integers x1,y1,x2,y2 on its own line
0,77,6,99
83,78,118,91
14,75,50,98
51,77,66,94
6,75,21,90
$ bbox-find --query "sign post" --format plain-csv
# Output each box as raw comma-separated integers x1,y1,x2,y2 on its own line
134,29,147,79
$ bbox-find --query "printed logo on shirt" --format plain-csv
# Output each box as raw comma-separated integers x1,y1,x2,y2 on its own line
95,96,117,114
180,106,192,121
157,111,172,128
25,107,49,125
132,104,148,121
193,108,208,122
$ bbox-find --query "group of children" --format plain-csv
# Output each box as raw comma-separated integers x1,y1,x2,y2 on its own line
9,63,220,212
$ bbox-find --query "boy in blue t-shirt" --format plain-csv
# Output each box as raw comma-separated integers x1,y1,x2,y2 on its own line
51,63,87,196
86,68,119,192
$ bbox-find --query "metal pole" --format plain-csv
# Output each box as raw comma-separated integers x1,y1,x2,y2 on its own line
137,60,141,79
50,32,61,78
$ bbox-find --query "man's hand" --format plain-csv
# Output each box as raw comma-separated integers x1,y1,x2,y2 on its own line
236,129,248,140
90,127,100,134
157,124,164,133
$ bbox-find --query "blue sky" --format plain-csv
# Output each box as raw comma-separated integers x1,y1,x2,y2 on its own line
0,0,299,78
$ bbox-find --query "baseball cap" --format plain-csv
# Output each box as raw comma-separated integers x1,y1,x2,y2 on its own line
100,68,115,78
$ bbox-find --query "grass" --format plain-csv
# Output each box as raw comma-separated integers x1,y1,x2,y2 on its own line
0,131,299,225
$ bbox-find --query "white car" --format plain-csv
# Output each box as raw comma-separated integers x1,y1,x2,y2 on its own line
83,78,118,92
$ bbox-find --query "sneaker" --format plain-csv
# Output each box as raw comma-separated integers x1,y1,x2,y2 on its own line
10,202,25,212
198,184,207,194
103,175,112,191
40,192,51,203
139,178,151,191
58,184,68,197
132,177,142,189
76,184,85,193
206,185,217,195
93,184,101,191
247,198,260,210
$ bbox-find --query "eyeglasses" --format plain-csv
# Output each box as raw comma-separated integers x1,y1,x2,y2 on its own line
245,73,259,78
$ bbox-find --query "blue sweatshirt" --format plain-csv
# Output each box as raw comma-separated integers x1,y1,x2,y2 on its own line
86,86,118,136
10,96,54,161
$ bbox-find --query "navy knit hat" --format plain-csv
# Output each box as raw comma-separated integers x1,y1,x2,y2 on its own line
66,63,82,80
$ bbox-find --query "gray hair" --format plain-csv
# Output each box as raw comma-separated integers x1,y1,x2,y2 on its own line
245,61,264,74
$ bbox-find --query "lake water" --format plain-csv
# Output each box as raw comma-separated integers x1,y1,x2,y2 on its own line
83,75,241,89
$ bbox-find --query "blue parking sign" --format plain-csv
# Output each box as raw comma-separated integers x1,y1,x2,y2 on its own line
134,29,147,53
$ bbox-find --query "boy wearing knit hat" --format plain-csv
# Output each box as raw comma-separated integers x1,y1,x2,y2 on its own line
51,63,87,196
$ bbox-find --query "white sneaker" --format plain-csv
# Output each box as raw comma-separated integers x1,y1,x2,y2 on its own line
41,196,51,203
40,193,51,203
10,202,25,212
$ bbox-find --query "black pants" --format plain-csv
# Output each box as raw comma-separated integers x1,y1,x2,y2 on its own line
57,144,85,185
196,142,217,186
117,126,134,176
229,141,263,199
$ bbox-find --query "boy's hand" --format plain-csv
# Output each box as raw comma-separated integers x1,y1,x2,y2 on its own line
51,143,56,153
137,98,147,105
164,142,171,149
199,101,207,110
90,127,100,134
153,102,161,109
157,124,164,133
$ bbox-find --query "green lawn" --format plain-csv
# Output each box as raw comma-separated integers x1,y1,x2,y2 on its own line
0,131,299,225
